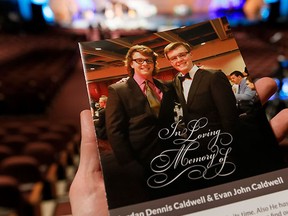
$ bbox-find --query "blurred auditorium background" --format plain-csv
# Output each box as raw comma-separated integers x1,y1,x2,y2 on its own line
0,0,287,215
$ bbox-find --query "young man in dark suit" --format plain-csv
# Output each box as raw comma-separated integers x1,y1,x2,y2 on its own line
164,41,240,189
104,45,180,203
164,42,238,133
164,42,286,188
105,45,177,167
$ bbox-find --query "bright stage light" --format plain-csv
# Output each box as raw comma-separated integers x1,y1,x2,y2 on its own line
42,4,54,23
31,0,48,5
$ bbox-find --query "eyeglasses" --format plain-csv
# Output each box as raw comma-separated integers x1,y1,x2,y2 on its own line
169,52,189,63
132,58,154,64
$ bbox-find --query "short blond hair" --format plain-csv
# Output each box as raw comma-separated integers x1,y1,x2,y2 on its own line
164,42,192,59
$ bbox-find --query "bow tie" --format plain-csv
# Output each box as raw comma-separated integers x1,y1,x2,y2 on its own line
178,73,191,82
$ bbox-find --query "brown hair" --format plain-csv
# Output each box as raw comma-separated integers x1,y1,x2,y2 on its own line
124,45,158,76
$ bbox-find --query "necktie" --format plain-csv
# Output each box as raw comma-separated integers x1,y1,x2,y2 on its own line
178,73,191,82
145,80,160,117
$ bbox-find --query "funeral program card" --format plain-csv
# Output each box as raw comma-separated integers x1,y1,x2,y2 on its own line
79,17,288,216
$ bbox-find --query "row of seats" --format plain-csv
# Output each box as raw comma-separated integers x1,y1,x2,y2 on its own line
0,118,80,216
0,28,86,215
0,48,78,115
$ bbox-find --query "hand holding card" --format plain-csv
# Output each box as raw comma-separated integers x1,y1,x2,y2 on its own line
72,17,288,215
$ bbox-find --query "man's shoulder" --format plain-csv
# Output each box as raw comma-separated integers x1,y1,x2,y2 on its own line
197,69,229,84
154,78,173,89
98,108,105,114
201,69,227,78
201,68,223,74
153,78,171,85
109,78,132,90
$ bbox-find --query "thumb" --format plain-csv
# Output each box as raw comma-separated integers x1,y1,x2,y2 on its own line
78,110,101,173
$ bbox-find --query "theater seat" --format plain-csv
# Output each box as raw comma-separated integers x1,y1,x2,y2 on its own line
38,132,70,171
23,142,58,199
0,175,36,216
0,155,41,183
2,134,29,154
0,156,44,215
0,146,13,163
0,175,22,213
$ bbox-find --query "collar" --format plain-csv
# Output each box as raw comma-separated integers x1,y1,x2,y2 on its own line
178,64,199,80
133,73,154,86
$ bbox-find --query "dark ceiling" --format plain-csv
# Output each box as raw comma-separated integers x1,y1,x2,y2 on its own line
79,17,233,73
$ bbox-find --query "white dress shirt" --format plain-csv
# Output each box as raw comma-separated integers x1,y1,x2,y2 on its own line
180,65,199,102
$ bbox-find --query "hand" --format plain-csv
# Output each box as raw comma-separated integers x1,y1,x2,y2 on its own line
254,77,288,142
69,110,108,216
69,77,288,216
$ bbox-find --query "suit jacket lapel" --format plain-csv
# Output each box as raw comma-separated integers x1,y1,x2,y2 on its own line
154,79,169,119
153,78,169,95
174,74,186,103
186,69,202,105
173,74,188,118
127,77,149,107
127,77,143,95
127,77,151,113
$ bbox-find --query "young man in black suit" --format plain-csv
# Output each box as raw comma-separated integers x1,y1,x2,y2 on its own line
164,42,238,133
164,41,286,187
164,41,240,189
104,45,180,203
105,45,177,167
